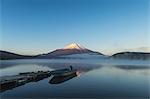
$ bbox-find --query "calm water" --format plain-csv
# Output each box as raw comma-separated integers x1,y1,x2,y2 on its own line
0,59,150,98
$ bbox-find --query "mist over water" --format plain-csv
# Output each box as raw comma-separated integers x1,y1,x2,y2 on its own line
0,59,150,98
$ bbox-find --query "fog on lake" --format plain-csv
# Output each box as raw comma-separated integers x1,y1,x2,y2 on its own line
0,59,150,98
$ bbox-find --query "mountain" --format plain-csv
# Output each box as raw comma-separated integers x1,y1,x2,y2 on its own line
37,43,104,58
1,44,150,60
63,43,85,50
110,52,150,60
0,51,33,60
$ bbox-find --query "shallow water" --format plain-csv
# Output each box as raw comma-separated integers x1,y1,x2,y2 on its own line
0,59,150,98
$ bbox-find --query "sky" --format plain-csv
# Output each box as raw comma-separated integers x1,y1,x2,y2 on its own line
0,0,149,55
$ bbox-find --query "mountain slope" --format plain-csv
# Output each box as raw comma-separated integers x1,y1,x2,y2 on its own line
37,43,104,58
0,51,32,60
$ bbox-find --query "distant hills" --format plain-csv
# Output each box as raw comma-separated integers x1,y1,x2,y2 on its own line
0,51,33,60
0,43,150,60
110,52,150,60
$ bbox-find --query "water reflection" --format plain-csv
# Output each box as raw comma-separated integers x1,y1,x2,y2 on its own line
0,67,86,93
0,59,150,98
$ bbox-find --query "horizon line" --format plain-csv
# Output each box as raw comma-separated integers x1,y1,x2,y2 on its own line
1,49,150,56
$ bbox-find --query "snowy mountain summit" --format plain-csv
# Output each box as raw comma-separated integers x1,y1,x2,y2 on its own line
38,43,105,58
63,43,86,50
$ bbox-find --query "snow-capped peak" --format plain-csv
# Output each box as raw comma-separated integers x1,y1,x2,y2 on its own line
63,43,86,50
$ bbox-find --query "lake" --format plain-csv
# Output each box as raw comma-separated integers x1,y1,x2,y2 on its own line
0,59,150,98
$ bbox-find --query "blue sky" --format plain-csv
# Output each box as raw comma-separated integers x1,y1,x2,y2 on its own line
1,0,149,55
